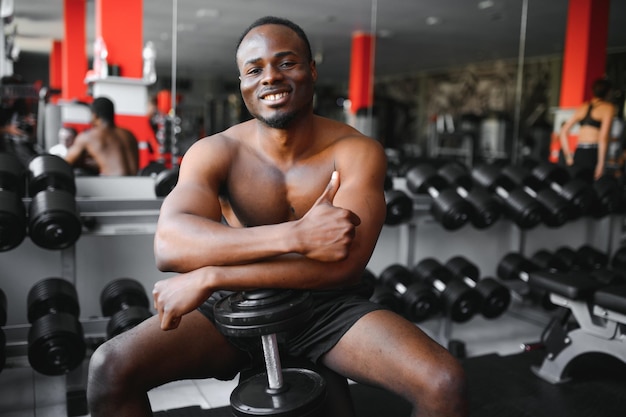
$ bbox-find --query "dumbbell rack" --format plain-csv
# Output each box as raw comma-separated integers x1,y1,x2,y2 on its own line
0,176,167,416
369,176,624,353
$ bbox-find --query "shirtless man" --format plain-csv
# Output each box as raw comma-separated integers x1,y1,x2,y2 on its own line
86,16,468,417
65,97,139,176
559,78,616,180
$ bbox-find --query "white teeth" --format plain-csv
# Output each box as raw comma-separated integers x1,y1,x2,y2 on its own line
263,92,288,101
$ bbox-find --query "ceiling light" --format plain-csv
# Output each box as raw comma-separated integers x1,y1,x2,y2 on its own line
478,1,495,10
425,16,441,26
196,9,220,19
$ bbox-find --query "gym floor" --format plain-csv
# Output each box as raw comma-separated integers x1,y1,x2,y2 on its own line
0,296,552,417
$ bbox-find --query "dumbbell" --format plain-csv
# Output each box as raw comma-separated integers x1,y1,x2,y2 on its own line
214,289,327,417
384,189,413,225
0,152,27,251
612,246,626,271
496,253,540,284
437,162,502,229
100,278,153,339
1,289,6,374
377,264,440,322
27,154,82,250
412,258,482,323
547,246,620,286
549,245,608,271
27,278,86,376
471,163,543,229
529,248,571,272
154,166,179,197
405,164,472,230
499,164,571,227
528,160,595,218
444,256,511,319
588,175,622,218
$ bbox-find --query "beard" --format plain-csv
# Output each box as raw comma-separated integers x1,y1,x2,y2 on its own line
253,109,298,129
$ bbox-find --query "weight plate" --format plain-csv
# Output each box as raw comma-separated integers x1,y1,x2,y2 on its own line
0,289,6,327
231,368,326,417
29,190,82,250
28,154,76,196
0,152,24,194
106,306,153,339
0,190,26,252
100,278,150,317
27,313,86,376
154,167,179,197
27,278,80,323
214,290,313,337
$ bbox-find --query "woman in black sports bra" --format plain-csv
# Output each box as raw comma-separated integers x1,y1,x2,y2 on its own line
559,78,616,180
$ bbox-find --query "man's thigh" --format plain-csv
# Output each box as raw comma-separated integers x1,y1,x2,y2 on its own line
320,309,452,395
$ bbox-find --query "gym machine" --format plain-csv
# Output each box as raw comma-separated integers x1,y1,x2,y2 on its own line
527,265,626,384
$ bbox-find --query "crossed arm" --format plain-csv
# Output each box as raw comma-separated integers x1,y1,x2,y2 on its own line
152,136,387,329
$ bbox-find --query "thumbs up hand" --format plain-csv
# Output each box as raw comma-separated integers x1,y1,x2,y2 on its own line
295,171,361,262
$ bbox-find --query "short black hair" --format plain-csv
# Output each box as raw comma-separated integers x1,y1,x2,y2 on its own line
91,96,115,125
236,16,313,62
592,78,612,99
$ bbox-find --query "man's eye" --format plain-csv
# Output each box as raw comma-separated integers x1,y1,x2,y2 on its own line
246,68,261,76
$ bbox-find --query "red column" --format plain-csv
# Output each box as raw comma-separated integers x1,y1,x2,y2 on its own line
62,0,88,100
49,40,63,103
559,0,610,107
348,32,375,114
95,0,143,78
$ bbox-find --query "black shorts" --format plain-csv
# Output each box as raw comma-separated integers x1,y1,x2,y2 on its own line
198,284,384,364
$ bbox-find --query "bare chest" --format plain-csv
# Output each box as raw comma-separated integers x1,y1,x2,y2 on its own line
221,158,333,227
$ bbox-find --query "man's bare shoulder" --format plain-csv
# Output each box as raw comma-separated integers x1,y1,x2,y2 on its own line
185,121,253,155
316,116,384,153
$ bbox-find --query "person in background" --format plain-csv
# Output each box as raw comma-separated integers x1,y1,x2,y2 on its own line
86,16,468,417
65,97,139,176
559,78,616,180
49,126,77,158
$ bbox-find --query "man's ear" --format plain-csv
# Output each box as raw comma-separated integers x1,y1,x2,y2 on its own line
310,60,318,82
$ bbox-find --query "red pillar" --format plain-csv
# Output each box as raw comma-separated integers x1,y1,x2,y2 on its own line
49,40,63,103
549,0,611,162
559,0,610,107
348,32,375,114
62,0,88,100
95,0,143,78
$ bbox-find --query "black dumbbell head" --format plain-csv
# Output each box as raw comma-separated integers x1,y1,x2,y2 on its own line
0,152,25,194
28,189,82,250
106,306,153,339
530,249,569,272
155,166,179,197
402,282,441,322
460,186,502,229
0,288,6,327
384,189,413,225
214,289,313,338
27,278,80,324
100,278,150,317
445,256,479,282
0,190,27,252
589,175,621,218
27,312,86,376
612,246,626,270
576,245,608,270
28,154,76,197
438,162,473,190
442,279,483,323
497,253,537,281
475,277,511,319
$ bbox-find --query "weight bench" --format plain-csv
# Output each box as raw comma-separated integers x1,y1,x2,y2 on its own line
527,270,626,384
